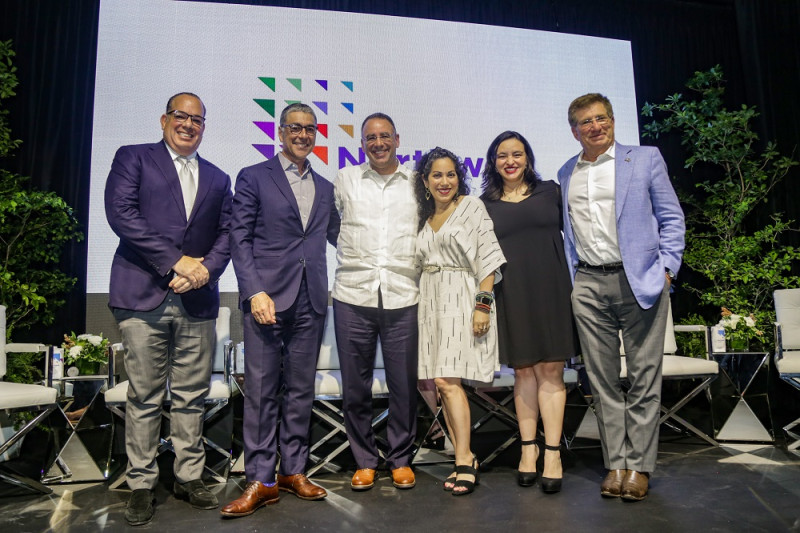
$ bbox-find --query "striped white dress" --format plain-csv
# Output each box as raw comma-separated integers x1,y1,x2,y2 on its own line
416,195,506,382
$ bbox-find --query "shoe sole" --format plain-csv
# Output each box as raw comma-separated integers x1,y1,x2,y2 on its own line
125,515,154,527
600,490,621,498
392,481,415,489
278,486,327,501
219,498,279,518
620,492,648,502
350,482,374,491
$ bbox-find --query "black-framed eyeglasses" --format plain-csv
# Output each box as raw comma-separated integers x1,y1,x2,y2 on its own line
167,109,206,127
282,123,317,135
578,115,611,129
363,132,394,145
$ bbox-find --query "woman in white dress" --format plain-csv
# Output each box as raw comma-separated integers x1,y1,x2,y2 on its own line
414,147,506,496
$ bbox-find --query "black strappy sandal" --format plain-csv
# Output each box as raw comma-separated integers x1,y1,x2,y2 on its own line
540,443,562,494
452,456,480,496
517,439,538,487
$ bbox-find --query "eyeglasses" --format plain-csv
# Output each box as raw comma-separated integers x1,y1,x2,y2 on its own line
363,132,395,145
577,115,612,129
282,123,317,135
167,109,206,127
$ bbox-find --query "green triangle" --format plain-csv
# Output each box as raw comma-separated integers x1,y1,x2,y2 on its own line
285,100,300,106
259,77,276,91
287,78,302,91
254,99,275,117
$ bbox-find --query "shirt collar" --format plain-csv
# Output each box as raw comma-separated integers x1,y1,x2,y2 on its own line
278,152,312,178
577,142,616,166
163,140,197,162
359,161,412,181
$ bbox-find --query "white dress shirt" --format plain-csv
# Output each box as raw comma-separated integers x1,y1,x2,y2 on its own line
332,162,420,309
567,143,622,265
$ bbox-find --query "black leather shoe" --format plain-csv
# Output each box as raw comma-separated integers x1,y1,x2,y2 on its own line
174,479,219,509
540,443,563,494
125,489,154,526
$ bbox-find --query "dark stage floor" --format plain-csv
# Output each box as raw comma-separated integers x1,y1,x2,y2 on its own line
1,439,798,532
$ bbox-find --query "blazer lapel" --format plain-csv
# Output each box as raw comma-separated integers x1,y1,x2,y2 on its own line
150,142,188,220
615,144,634,221
269,158,302,220
190,156,214,222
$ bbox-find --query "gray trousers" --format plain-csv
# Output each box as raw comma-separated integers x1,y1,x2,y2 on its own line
571,267,669,473
113,293,215,490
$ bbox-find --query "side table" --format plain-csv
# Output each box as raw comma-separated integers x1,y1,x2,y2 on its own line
710,351,773,442
43,375,112,484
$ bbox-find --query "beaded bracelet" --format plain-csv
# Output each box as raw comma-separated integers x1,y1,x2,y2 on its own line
475,291,494,313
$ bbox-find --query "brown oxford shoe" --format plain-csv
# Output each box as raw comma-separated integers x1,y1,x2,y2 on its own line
621,470,650,501
277,473,327,501
351,468,377,491
220,481,279,518
391,466,416,489
600,469,628,498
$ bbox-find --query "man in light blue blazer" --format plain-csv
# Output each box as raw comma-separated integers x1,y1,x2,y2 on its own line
558,93,685,501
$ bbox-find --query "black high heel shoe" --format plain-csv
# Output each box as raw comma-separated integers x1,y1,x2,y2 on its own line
540,443,562,494
517,440,538,487
452,457,480,496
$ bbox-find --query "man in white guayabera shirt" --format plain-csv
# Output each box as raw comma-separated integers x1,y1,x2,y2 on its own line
332,112,420,492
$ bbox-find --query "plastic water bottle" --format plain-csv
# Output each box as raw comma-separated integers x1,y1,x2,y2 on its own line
711,324,726,353
51,347,64,380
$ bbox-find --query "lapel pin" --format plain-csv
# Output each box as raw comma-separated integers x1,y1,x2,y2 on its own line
625,158,631,162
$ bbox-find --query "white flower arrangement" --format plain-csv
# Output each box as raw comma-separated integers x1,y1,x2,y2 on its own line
62,332,109,374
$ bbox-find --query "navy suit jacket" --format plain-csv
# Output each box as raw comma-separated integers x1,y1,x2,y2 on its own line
230,156,340,315
558,143,685,310
105,141,233,319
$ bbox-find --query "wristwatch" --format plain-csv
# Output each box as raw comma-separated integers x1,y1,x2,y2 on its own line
665,268,676,281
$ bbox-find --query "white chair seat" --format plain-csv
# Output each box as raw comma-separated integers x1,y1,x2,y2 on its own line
619,355,719,379
104,376,230,404
314,369,388,397
0,381,57,409
777,352,800,374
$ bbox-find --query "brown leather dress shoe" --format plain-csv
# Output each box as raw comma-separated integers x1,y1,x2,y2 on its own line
277,474,327,501
391,466,416,489
220,481,279,518
351,468,377,491
621,470,649,501
600,469,628,498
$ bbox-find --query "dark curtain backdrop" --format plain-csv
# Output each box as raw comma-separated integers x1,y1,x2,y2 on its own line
1,0,799,341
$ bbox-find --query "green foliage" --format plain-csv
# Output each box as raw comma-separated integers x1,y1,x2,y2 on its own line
0,39,83,346
642,66,800,345
4,351,43,384
674,314,710,358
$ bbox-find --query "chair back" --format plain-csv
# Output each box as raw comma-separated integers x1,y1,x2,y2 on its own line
619,301,678,356
0,305,6,378
775,288,800,351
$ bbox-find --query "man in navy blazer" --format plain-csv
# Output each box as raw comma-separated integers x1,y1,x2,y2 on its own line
558,93,685,502
221,103,340,518
105,92,232,526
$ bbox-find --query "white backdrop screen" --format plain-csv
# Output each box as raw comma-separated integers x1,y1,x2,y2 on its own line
89,0,638,299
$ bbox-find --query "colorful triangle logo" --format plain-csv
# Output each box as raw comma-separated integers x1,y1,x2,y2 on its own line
341,102,354,114
317,123,328,138
254,99,275,117
253,121,275,140
313,101,328,115
342,81,354,92
312,146,328,164
253,144,275,160
259,77,276,91
316,79,328,90
339,124,354,137
287,78,302,91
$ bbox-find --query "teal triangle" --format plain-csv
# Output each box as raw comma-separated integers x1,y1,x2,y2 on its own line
342,81,354,92
287,78,302,91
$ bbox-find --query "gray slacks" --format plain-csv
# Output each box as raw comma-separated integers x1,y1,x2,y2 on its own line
113,293,215,490
571,267,669,473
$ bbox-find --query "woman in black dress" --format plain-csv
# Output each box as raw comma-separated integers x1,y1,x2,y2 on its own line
480,131,578,493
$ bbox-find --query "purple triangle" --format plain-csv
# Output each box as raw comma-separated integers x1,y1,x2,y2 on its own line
253,144,275,160
313,101,328,115
316,79,328,90
254,121,275,140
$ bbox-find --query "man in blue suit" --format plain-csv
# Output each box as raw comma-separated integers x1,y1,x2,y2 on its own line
105,92,232,525
221,103,340,518
558,93,685,501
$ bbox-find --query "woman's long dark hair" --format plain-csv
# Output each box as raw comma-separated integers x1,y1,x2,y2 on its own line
413,147,471,232
480,131,541,201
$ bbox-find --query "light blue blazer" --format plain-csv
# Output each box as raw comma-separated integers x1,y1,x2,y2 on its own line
557,143,685,310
